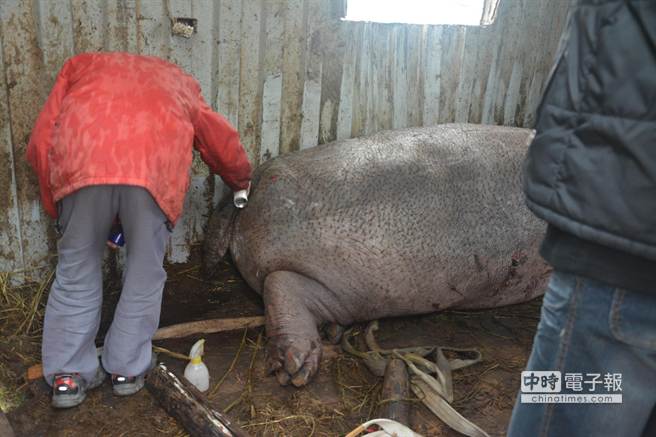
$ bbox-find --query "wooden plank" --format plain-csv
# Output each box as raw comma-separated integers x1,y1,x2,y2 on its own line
165,0,194,264
518,0,567,126
492,0,524,126
405,25,422,127
216,0,242,127
368,24,380,134
370,23,393,133
442,27,467,124
317,1,345,144
508,0,535,127
259,0,284,162
279,0,306,154
391,25,408,129
454,27,476,123
0,0,52,280
189,0,216,225
35,1,74,82
477,2,508,124
363,22,375,135
69,0,104,52
319,94,335,144
137,0,170,57
299,0,324,149
335,22,356,141
260,73,282,161
0,29,24,277
191,0,218,103
460,27,484,124
237,0,263,162
299,66,321,149
209,1,221,111
167,0,193,71
524,70,544,127
422,25,442,126
165,1,219,262
350,23,368,137
104,0,138,52
125,0,139,52
190,0,223,219
168,176,208,263
153,316,265,340
502,61,522,126
480,29,502,125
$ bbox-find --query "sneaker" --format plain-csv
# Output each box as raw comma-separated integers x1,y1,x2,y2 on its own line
51,366,106,409
111,353,158,397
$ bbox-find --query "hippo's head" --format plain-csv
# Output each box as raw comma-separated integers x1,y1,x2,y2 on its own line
201,194,238,278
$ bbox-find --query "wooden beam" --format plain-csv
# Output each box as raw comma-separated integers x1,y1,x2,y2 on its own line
146,363,249,437
379,358,410,425
152,316,265,341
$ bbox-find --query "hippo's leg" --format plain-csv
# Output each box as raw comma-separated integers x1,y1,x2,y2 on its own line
263,271,331,387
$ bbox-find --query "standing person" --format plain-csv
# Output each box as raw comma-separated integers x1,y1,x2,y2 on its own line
27,52,252,408
508,1,656,436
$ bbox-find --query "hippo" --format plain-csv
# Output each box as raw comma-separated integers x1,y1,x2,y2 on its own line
202,123,549,387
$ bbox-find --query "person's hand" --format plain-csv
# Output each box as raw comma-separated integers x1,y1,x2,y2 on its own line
106,240,119,250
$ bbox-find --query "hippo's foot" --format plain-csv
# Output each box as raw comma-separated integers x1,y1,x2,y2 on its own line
263,271,332,387
266,333,322,386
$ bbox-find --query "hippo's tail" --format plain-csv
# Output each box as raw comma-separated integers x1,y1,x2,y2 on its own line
201,192,238,278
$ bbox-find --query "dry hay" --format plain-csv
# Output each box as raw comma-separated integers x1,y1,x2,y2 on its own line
233,353,385,437
0,270,54,411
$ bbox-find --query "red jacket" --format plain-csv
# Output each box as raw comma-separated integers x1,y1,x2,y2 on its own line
27,52,251,223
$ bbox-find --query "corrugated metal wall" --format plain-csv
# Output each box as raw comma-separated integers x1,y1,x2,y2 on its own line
0,0,569,279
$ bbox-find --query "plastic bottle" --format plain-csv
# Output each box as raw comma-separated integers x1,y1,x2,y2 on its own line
233,182,251,209
233,188,249,208
184,339,210,392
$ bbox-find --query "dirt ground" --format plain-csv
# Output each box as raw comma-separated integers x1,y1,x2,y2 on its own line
2,253,542,436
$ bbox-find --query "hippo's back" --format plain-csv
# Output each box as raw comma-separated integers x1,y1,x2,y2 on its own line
231,124,547,318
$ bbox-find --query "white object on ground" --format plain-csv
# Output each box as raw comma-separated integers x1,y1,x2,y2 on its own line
344,418,423,437
184,339,210,392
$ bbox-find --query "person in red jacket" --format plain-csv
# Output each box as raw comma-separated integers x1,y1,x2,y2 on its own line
26,52,252,408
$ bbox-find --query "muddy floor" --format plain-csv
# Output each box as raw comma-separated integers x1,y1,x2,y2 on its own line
4,254,543,436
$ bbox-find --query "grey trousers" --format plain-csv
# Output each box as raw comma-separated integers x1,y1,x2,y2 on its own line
42,185,169,384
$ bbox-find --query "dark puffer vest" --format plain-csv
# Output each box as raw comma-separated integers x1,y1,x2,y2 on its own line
523,0,656,293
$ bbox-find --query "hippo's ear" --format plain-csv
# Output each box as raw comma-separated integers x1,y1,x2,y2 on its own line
201,196,238,278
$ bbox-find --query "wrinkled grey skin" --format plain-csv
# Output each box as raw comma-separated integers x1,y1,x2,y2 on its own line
203,123,549,387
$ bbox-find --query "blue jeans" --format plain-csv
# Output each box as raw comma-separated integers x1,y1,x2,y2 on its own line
508,271,656,437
